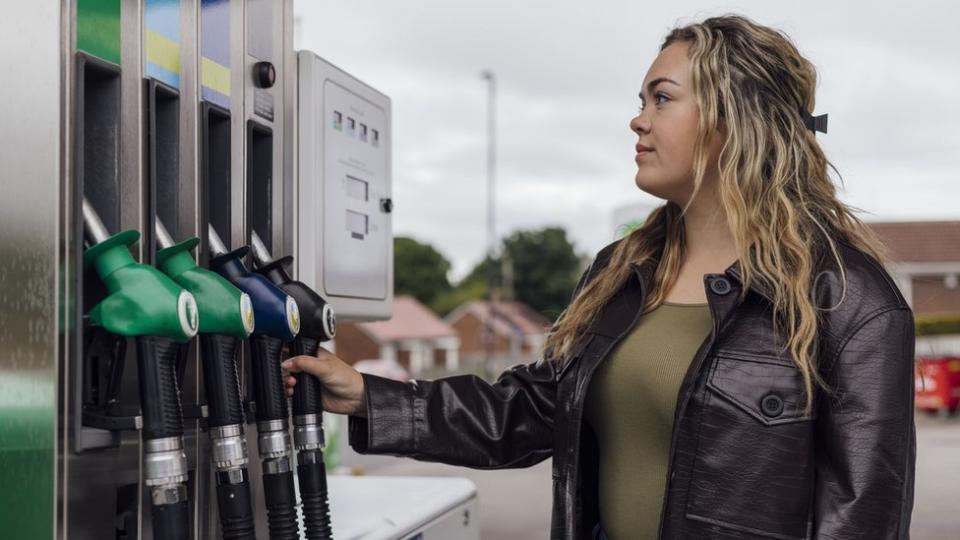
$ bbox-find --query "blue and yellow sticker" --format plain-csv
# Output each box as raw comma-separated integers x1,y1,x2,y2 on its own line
201,0,231,108
144,0,181,89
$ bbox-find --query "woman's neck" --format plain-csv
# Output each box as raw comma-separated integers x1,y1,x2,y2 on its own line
680,197,739,272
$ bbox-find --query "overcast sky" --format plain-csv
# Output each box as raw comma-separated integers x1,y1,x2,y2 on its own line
294,1,960,282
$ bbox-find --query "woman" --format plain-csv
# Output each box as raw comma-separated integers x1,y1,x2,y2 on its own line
282,14,917,540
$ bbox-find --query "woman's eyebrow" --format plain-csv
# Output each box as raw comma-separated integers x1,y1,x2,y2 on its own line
639,77,681,99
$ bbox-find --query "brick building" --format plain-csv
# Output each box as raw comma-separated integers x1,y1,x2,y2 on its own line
867,221,960,315
867,220,960,356
333,295,460,375
445,300,551,366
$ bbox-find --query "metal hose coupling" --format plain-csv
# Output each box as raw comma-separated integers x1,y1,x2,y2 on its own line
293,413,325,451
257,419,292,463
210,424,249,471
144,436,189,487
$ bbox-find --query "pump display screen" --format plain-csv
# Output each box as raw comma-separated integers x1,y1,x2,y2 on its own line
346,210,368,239
346,175,368,201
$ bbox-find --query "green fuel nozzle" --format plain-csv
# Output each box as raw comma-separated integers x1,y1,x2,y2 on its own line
81,198,195,540
250,230,336,540
83,200,199,342
155,220,254,339
154,219,256,540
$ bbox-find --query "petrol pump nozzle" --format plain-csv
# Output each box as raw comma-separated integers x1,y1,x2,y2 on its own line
250,229,336,540
81,197,197,540
207,224,302,540
156,220,254,338
154,218,257,540
83,200,198,342
208,225,299,341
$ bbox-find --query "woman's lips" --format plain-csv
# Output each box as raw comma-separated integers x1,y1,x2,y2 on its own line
635,143,654,161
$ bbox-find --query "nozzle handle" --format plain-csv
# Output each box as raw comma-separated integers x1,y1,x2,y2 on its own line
200,334,245,428
136,336,185,440
249,334,288,423
292,336,324,417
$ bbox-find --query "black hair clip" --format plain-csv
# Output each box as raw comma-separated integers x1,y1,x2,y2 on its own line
802,110,828,134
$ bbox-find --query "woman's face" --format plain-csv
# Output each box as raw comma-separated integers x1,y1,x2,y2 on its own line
630,41,725,205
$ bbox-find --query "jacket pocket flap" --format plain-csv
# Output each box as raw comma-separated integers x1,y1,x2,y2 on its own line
706,353,815,426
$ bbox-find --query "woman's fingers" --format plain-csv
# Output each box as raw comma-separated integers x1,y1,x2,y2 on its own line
282,346,337,375
281,354,327,378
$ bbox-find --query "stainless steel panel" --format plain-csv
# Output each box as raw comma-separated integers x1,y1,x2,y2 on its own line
120,0,146,251
282,0,296,259
0,2,62,539
179,1,211,535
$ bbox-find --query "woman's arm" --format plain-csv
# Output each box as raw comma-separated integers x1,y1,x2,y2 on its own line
347,359,560,469
347,258,599,470
812,306,917,538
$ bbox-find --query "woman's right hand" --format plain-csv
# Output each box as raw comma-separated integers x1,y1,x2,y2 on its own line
281,347,367,417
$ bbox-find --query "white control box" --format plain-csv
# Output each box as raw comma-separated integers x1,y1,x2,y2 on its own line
297,51,393,320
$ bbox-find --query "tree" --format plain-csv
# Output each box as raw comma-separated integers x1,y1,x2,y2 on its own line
394,236,452,308
502,227,581,320
457,226,583,320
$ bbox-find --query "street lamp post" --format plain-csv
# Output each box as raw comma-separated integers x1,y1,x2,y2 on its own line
481,69,497,381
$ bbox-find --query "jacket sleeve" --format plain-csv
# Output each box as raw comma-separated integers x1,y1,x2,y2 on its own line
346,258,597,470
813,306,917,539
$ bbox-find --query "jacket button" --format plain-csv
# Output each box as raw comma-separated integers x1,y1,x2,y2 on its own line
760,393,784,417
709,276,731,295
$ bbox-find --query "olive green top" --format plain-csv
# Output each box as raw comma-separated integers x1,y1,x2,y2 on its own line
583,301,713,540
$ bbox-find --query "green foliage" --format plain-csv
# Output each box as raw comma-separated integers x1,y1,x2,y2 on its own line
616,218,645,239
393,228,584,320
502,228,581,319
454,227,581,320
915,312,960,336
432,279,487,317
394,236,453,309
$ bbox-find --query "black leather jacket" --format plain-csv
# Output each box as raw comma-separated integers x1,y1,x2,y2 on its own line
348,237,917,539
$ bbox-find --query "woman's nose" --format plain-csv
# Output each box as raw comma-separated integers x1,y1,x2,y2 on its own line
630,113,650,134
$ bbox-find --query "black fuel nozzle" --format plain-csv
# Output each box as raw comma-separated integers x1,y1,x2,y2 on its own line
250,230,336,540
207,225,301,540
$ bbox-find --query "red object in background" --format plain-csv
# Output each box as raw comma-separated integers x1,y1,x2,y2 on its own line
915,356,960,414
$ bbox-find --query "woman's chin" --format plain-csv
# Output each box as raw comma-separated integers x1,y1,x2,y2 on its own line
634,171,656,192
634,173,671,199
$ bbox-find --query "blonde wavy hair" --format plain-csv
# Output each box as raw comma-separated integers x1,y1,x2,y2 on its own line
542,14,891,416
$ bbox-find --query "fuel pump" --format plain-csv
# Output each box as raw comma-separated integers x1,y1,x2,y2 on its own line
250,231,336,540
153,219,258,539
207,225,302,540
81,198,198,540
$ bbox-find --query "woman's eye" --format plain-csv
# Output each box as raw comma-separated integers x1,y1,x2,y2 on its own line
638,93,669,113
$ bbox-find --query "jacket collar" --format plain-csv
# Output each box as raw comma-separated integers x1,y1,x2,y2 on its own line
628,254,775,304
